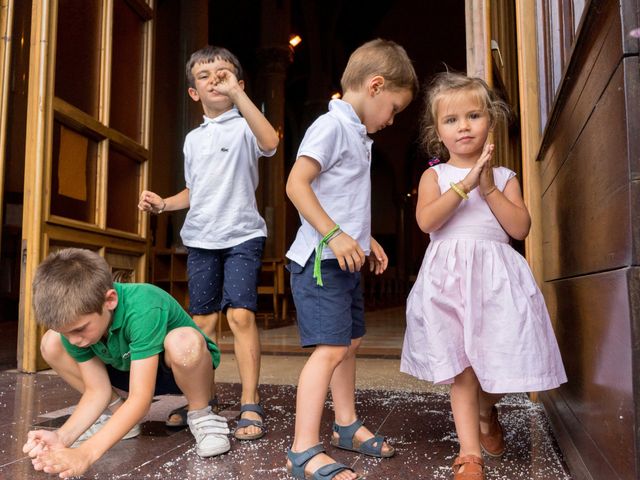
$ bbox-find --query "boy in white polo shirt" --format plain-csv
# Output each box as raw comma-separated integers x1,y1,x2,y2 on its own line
284,39,418,479
138,46,279,441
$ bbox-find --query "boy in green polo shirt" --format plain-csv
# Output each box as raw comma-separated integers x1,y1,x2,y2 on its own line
22,248,230,478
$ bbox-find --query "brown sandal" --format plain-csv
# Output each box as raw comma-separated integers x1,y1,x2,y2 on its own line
452,455,484,479
479,406,505,457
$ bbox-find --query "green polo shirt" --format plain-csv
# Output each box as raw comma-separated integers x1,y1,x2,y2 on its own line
61,283,220,370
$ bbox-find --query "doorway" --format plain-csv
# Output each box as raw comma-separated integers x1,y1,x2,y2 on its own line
209,0,468,310
0,0,31,369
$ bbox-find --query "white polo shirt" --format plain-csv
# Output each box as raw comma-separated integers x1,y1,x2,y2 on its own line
286,99,373,266
180,108,276,249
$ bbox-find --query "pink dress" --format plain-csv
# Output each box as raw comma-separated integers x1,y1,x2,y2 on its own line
400,164,567,393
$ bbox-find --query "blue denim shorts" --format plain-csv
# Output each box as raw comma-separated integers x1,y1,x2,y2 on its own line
288,254,365,347
187,237,265,315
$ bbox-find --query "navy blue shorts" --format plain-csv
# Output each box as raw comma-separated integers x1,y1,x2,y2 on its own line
187,237,265,315
288,254,365,347
106,353,181,396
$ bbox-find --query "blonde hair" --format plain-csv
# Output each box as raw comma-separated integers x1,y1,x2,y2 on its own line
340,39,419,96
32,248,113,330
420,71,511,161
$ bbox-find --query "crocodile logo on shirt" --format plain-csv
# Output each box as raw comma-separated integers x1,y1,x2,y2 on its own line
221,147,229,152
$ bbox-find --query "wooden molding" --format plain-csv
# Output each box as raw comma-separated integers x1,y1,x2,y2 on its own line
515,0,544,285
0,0,13,249
465,0,491,81
19,0,55,372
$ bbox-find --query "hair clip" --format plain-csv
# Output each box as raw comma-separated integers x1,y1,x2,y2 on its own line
428,157,441,167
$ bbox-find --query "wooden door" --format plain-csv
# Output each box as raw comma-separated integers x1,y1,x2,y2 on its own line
19,0,156,372
465,0,543,277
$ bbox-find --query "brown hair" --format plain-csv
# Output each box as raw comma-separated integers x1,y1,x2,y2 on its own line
420,71,511,161
340,39,419,97
186,45,244,88
32,248,113,330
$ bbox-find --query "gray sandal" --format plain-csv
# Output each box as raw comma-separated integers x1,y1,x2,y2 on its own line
330,419,395,458
287,443,361,479
234,403,265,440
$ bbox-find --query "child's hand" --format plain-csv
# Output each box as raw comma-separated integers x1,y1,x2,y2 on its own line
138,190,164,214
38,445,94,479
369,238,388,275
327,232,366,272
462,143,494,192
23,430,65,471
212,68,240,97
479,158,497,197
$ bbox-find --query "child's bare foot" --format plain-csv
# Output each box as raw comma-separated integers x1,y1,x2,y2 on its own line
286,447,359,480
331,420,394,457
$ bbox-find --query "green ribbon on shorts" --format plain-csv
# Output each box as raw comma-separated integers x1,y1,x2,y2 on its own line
313,224,341,287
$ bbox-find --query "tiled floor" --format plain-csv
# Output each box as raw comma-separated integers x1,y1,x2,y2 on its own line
0,307,573,479
219,307,408,358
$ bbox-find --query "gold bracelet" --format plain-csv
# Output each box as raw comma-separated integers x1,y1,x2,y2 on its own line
449,182,469,200
157,200,166,214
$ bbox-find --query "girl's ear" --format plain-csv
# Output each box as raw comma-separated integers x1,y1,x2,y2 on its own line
238,79,246,91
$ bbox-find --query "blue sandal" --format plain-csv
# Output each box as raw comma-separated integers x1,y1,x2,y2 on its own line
287,444,361,479
234,403,265,440
331,419,395,458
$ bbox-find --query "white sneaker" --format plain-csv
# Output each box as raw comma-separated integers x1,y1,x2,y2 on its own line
72,413,141,447
187,408,231,457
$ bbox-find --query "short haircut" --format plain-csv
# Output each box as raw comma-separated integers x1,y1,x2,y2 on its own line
186,45,244,88
32,248,113,330
340,39,418,97
420,70,511,161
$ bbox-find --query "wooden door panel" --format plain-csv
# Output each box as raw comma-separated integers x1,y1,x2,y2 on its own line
541,64,630,280
543,268,635,480
54,0,102,118
539,1,621,191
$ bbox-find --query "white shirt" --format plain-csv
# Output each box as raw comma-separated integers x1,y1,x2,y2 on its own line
286,99,373,266
180,108,276,249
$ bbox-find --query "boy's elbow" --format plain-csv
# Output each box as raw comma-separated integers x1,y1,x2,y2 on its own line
285,177,296,201
259,128,279,152
266,133,280,152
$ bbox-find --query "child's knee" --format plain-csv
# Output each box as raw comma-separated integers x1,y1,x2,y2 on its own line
39,330,64,362
316,345,350,366
454,367,480,386
348,337,362,352
226,308,255,329
164,328,208,366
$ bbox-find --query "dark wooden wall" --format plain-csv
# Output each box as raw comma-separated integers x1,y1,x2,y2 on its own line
537,1,640,479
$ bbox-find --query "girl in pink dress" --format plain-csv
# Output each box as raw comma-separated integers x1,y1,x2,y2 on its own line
400,72,566,480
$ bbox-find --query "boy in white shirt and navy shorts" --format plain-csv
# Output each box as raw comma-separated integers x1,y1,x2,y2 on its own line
139,46,279,441
284,39,418,479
